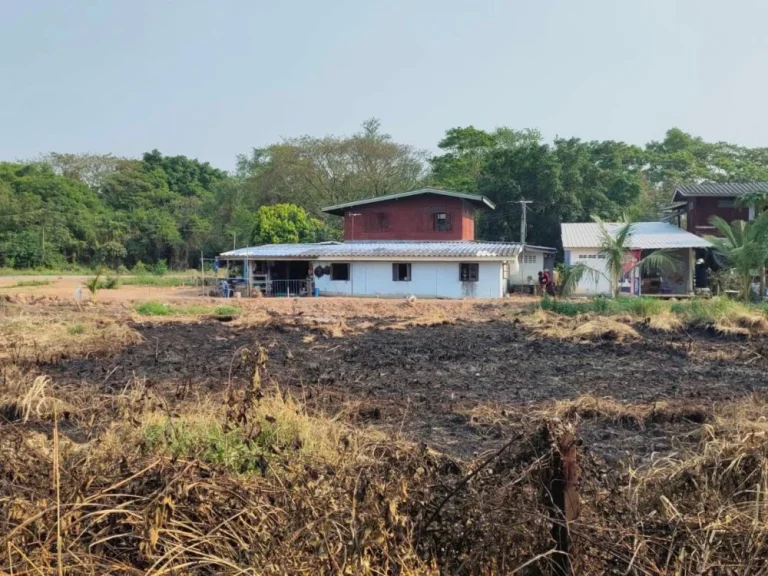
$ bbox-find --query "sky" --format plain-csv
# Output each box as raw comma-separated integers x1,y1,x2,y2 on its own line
2,0,768,171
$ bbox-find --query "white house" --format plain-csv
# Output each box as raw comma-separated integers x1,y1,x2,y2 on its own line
561,221,712,296
218,240,556,299
218,188,557,299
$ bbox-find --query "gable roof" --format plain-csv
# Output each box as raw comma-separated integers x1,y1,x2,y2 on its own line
561,221,712,250
673,182,768,200
322,188,495,215
220,240,522,260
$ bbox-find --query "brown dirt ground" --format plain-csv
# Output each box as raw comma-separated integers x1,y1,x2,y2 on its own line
22,299,768,462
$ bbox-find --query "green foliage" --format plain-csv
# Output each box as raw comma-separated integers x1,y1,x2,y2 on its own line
67,323,86,335
3,124,768,271
121,275,195,287
95,241,127,269
7,279,54,288
556,263,600,298
134,301,242,317
251,203,328,245
541,295,760,325
132,261,149,275
103,275,120,289
708,213,768,302
152,260,168,276
84,272,103,300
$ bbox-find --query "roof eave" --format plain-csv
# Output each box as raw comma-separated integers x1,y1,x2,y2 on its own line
321,189,495,215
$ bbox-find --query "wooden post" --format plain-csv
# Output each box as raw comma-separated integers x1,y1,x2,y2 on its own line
541,421,581,576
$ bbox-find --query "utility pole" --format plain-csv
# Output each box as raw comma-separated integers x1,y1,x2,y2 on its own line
517,200,533,244
516,200,533,290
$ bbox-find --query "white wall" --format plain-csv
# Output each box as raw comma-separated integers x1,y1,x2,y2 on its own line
513,249,552,285
565,249,612,295
313,260,506,298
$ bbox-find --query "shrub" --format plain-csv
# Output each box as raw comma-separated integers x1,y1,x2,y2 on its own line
103,275,120,289
153,260,168,276
132,261,149,275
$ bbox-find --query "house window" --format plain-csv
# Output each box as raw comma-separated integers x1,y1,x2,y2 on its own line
331,263,350,281
502,262,509,279
459,263,479,282
433,212,452,232
717,199,735,208
364,212,390,232
392,263,411,281
523,254,537,264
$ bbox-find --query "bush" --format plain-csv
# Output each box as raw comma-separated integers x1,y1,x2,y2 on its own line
132,261,149,275
103,275,120,289
153,260,168,276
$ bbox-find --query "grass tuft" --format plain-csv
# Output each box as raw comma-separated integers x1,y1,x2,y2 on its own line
134,301,242,317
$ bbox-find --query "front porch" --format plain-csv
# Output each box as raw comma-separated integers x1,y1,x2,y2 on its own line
218,258,312,297
620,247,700,297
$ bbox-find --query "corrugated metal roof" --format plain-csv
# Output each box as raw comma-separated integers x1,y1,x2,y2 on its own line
674,182,768,198
220,241,524,260
561,222,712,250
322,188,496,215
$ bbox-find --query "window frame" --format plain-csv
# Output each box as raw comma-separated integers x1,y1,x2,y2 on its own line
330,263,350,281
433,212,452,232
364,212,390,232
459,262,479,282
392,263,412,282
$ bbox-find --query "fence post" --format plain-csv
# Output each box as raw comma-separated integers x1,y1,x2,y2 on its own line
541,420,581,576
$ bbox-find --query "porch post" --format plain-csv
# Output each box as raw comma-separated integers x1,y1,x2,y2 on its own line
687,249,694,294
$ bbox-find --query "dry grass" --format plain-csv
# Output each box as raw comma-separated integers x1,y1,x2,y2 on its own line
0,349,445,575
646,310,684,332
608,396,768,574
0,310,142,362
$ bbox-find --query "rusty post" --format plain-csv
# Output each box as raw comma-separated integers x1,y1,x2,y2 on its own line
541,420,581,576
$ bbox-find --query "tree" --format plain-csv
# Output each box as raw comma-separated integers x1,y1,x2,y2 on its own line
477,143,575,249
430,127,542,192
237,119,427,214
251,204,330,245
95,241,127,269
592,217,680,298
708,214,768,302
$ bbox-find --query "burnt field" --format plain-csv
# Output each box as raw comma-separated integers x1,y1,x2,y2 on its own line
5,301,768,574
48,312,768,459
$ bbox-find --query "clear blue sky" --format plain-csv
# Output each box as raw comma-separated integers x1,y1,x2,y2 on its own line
2,0,767,171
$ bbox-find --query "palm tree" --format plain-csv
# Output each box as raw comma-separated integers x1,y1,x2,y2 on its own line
708,213,768,303
556,262,600,298
593,216,681,298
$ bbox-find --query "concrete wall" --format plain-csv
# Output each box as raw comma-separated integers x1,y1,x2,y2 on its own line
313,260,506,298
342,195,477,241
564,249,612,295
512,249,553,286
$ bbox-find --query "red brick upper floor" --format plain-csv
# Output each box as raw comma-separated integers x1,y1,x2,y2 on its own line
322,188,495,241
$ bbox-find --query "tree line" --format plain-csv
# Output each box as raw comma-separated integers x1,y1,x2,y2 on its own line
2,118,768,270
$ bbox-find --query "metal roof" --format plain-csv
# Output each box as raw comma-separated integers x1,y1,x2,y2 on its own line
561,222,712,250
220,240,525,260
322,188,496,215
673,182,768,199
